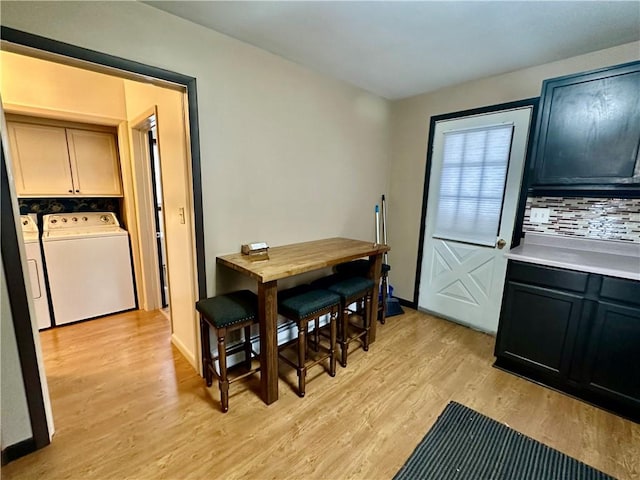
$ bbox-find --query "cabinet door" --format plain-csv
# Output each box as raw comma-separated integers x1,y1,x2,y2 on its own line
496,281,583,378
581,301,640,407
66,129,122,196
7,122,75,196
531,61,640,191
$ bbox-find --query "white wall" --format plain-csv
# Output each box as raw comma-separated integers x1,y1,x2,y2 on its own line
388,41,640,300
0,1,391,298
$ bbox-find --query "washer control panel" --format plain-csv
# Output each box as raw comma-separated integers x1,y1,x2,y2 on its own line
44,212,120,231
20,214,39,234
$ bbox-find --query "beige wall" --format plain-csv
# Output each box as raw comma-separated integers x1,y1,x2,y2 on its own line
0,0,391,297
388,41,640,301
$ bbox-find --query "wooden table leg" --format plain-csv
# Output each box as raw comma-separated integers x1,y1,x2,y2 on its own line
368,253,383,343
258,280,278,404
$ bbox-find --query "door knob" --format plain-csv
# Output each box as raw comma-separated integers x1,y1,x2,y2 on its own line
497,239,507,249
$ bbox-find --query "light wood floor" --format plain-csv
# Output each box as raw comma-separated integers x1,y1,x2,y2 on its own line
3,308,639,479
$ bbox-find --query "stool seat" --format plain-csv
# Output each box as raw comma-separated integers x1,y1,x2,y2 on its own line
325,276,375,300
196,290,260,413
312,274,375,368
280,289,341,319
334,259,391,324
196,290,257,328
277,286,340,397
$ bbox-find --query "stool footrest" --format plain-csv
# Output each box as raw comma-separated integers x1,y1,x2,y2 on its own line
209,350,260,378
320,320,367,344
228,366,260,384
220,343,255,359
278,339,334,367
277,352,299,371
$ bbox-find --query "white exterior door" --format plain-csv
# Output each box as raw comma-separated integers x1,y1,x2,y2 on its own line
418,107,533,333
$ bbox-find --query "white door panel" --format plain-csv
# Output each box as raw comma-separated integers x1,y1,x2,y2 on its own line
418,107,533,333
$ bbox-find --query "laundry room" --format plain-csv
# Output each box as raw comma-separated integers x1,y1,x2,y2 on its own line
1,49,199,363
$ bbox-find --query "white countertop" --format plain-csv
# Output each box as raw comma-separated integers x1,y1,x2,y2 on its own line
506,233,640,281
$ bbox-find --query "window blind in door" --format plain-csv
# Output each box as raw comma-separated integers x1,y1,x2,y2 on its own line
433,123,514,247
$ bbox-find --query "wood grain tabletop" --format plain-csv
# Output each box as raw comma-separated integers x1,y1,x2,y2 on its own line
217,237,390,283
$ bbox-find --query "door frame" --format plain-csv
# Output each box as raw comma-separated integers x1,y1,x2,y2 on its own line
146,126,169,309
1,26,206,300
0,26,206,458
129,107,168,312
413,98,539,307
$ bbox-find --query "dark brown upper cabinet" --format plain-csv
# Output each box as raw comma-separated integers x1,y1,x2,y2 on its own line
529,61,640,197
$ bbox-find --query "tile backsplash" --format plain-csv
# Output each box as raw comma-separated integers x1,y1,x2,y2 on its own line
523,197,640,243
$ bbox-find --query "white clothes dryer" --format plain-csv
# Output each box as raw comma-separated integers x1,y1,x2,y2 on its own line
42,212,136,325
20,214,52,330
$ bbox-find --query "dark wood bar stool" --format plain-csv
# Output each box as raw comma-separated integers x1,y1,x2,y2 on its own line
335,259,391,323
278,286,340,397
313,274,375,367
196,290,260,413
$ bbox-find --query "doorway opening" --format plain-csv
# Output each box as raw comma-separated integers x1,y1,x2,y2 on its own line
1,26,206,457
130,110,171,313
149,124,169,309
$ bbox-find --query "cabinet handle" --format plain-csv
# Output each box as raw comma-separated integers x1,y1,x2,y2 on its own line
68,189,73,193
75,190,80,193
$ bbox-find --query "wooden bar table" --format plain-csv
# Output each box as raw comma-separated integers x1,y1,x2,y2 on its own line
217,237,390,405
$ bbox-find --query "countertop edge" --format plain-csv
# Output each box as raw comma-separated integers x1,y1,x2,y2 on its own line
505,252,640,282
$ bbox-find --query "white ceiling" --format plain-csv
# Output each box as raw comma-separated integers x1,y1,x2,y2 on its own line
144,1,640,100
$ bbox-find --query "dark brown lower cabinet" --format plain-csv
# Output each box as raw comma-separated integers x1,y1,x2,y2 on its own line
582,301,640,406
498,283,583,378
495,261,640,423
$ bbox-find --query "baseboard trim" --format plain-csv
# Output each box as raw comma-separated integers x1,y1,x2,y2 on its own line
1,437,36,465
397,297,416,309
171,333,196,369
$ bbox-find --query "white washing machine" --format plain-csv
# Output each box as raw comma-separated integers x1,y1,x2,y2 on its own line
20,214,52,330
42,212,136,325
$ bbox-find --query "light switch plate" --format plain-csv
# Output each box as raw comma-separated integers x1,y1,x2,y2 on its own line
530,207,550,224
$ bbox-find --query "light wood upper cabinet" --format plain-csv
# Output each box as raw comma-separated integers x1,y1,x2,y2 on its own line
66,129,122,196
7,121,123,197
8,122,76,196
